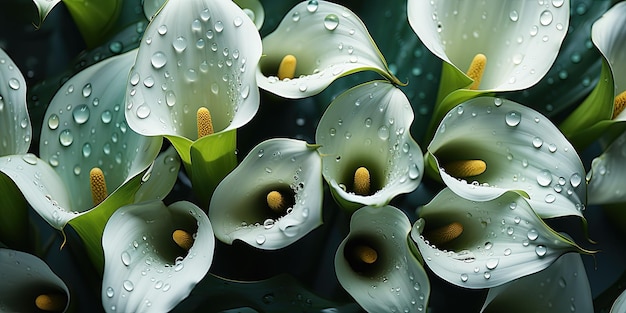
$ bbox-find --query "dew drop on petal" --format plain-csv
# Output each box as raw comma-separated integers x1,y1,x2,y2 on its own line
59,129,74,146
460,273,469,282
256,235,266,245
505,111,521,126
48,114,59,130
82,83,92,98
233,16,243,27
545,194,556,203
8,78,20,90
535,245,547,257
173,36,187,52
123,280,134,292
121,251,131,266
106,287,115,298
485,258,499,270
540,10,553,26
136,104,151,119
570,173,582,187
509,10,519,22
536,169,552,187
307,0,319,12
214,21,224,32
150,52,167,69
323,14,339,31
72,104,90,124
292,11,301,22
532,137,543,148
527,229,539,241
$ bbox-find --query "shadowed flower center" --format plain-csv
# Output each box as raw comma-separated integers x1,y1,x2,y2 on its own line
443,159,487,178
344,236,383,274
277,54,297,80
613,91,626,119
197,107,214,138
266,190,288,213
466,53,487,90
89,167,108,206
35,293,67,312
423,222,464,247
172,229,194,251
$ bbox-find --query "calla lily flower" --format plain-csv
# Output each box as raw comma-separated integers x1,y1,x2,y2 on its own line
611,289,626,313
411,188,589,289
427,96,586,220
587,130,626,205
315,81,423,211
124,0,262,206
256,0,401,99
101,200,214,313
335,205,430,313
0,248,70,313
560,1,626,149
0,49,161,230
407,0,570,139
209,138,323,250
481,252,592,313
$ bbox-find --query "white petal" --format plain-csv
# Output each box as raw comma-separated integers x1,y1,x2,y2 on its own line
0,154,75,230
335,205,429,313
481,253,592,313
407,0,569,91
411,188,586,289
134,146,181,203
316,81,423,210
588,130,626,205
126,0,262,140
32,0,63,26
209,138,323,250
40,49,162,213
0,48,31,155
592,2,626,99
428,97,586,219
256,0,398,98
0,248,70,312
102,200,214,313
611,289,626,313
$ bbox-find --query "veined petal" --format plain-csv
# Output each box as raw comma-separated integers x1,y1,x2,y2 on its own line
407,0,569,91
0,248,70,313
126,0,262,140
102,200,214,313
335,205,430,313
611,289,626,313
256,0,399,99
428,97,586,219
39,49,162,214
411,188,588,289
316,81,423,211
481,252,592,313
209,138,323,250
0,48,31,156
588,130,626,205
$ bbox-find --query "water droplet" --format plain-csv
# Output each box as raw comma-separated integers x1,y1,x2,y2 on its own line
535,245,547,256
106,287,115,298
536,169,552,186
540,10,553,26
324,14,339,31
530,25,539,36
173,36,187,52
121,251,131,266
377,126,390,140
484,242,493,250
200,8,211,21
504,248,512,256
509,10,519,22
233,16,243,27
292,11,301,22
82,83,92,98
22,154,37,165
109,41,123,53
552,0,564,7
256,235,266,245
460,273,469,282
408,164,420,179
48,114,59,130
544,193,556,203
512,53,524,65
283,225,298,237
483,272,491,279
485,258,499,270
532,137,543,148
8,78,20,90
570,173,581,188
136,104,151,119
263,219,275,229
151,52,167,69
307,0,319,12
123,280,134,292
214,21,224,32
527,229,539,241
72,104,90,124
158,24,168,35
548,143,557,153
505,111,521,126
59,130,74,147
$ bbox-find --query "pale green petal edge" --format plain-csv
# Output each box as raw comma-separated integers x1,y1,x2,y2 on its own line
0,48,31,156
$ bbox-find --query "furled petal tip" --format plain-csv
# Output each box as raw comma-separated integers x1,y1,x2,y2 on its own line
316,81,423,211
335,205,429,313
407,0,569,91
0,248,70,313
0,48,31,156
102,200,214,313
591,1,626,120
209,138,323,250
126,0,262,140
411,188,588,289
256,0,399,99
428,97,586,220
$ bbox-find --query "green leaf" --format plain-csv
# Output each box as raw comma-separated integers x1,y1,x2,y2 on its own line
0,172,29,250
62,0,124,48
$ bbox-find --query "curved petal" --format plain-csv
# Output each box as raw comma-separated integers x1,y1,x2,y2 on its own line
134,146,181,203
411,188,588,289
209,138,323,250
256,0,399,98
39,49,162,214
0,248,70,313
611,289,626,313
32,0,63,27
587,130,626,205
428,97,586,219
407,0,569,91
126,0,262,140
101,200,214,313
0,48,31,156
481,252,592,313
593,2,626,104
315,81,423,211
335,205,430,313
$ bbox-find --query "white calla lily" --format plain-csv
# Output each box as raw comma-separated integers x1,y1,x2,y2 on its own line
407,0,569,92
0,248,70,313
588,130,626,205
209,138,323,250
0,48,31,156
315,81,423,211
611,289,626,313
481,252,592,313
411,188,588,289
125,0,261,140
427,96,586,220
0,49,161,230
335,205,430,313
256,0,400,99
101,200,214,313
